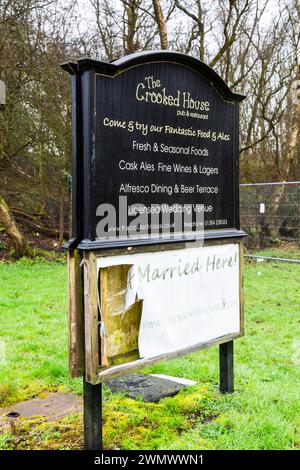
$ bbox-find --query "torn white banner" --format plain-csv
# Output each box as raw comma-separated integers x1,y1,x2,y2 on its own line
97,244,240,359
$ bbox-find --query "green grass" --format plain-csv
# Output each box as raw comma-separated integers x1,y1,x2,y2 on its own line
0,256,299,450
0,258,82,406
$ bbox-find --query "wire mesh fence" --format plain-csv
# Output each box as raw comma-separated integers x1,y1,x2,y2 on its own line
240,181,300,248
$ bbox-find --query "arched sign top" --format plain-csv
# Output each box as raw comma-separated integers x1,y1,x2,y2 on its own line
63,51,245,104
61,51,246,250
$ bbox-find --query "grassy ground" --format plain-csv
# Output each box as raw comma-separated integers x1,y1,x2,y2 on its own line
0,255,299,450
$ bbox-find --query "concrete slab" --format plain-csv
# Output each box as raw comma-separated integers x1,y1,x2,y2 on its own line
0,392,82,423
106,373,196,402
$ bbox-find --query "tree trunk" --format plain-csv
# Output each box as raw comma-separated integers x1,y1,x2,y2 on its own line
0,195,30,257
124,0,139,54
198,0,205,61
152,0,168,49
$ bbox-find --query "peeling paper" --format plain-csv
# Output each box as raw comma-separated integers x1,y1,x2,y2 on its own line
97,244,240,359
124,264,143,311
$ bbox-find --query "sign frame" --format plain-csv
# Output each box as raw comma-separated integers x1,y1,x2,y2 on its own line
62,51,247,450
80,237,244,385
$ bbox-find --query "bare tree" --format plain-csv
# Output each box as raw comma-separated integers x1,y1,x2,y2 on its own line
152,0,168,49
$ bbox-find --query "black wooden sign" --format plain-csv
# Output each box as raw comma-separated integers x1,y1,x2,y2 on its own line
62,51,245,250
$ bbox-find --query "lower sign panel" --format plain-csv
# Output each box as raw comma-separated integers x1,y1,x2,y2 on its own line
90,242,243,382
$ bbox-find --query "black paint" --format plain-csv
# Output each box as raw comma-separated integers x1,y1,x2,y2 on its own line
83,379,102,450
219,341,234,393
61,51,246,249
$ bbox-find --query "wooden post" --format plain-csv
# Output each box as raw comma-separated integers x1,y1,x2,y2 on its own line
67,250,84,377
83,379,102,450
83,252,100,384
219,341,234,393
83,252,103,450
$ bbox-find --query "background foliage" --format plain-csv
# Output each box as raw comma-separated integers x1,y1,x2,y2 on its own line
0,0,299,254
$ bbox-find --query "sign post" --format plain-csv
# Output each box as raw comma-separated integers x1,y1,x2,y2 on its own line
219,340,234,393
62,51,246,450
83,380,102,450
